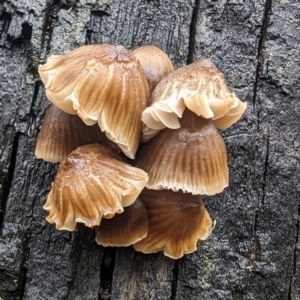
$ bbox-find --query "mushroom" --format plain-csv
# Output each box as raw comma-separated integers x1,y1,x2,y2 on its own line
132,45,175,93
95,198,148,247
38,44,150,159
35,104,120,163
43,144,148,231
135,109,228,196
141,59,247,141
133,188,212,259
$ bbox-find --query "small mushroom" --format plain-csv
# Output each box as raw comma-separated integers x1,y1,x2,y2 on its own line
141,59,247,141
135,110,228,196
133,188,212,259
38,44,150,159
133,45,175,93
35,104,120,163
95,198,148,247
43,144,148,231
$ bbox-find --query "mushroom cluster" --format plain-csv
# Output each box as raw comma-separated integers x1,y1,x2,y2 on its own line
36,44,247,259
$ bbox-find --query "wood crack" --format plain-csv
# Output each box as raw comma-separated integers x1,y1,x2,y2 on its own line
288,202,300,300
171,259,179,300
253,0,272,109
41,0,61,54
187,0,200,64
0,9,12,40
85,9,110,45
19,266,27,299
0,131,20,232
27,82,40,136
261,135,270,206
251,135,270,262
99,247,116,300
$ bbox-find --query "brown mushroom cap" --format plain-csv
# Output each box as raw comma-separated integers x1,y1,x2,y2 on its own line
132,45,175,93
35,104,120,163
133,188,212,259
141,59,247,141
135,110,228,196
95,198,148,247
43,144,148,231
38,44,150,159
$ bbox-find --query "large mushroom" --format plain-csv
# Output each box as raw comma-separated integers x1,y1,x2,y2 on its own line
38,44,150,159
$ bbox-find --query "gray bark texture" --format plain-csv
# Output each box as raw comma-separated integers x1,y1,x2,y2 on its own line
0,0,299,299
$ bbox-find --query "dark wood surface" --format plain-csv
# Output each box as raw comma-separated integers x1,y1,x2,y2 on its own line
0,0,299,299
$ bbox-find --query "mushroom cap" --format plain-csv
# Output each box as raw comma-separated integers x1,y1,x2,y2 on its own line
35,105,120,163
211,98,248,129
38,44,150,159
132,45,175,93
133,188,212,259
43,144,148,231
135,110,228,196
95,198,148,247
141,59,247,141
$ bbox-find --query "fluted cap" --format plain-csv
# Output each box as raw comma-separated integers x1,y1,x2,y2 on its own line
43,144,148,231
133,188,212,259
38,44,150,159
135,110,228,196
141,59,247,141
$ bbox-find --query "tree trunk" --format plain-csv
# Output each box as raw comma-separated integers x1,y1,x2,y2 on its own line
0,0,299,299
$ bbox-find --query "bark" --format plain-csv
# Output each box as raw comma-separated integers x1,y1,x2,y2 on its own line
0,0,299,299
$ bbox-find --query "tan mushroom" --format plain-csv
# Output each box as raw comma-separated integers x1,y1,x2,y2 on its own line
95,198,148,247
133,188,212,259
43,144,148,231
141,59,247,141
38,44,150,159
35,104,120,163
135,110,228,196
133,45,174,93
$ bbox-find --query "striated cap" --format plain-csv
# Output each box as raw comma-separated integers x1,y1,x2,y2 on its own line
35,105,120,163
95,198,148,247
43,144,148,231
38,44,150,159
133,188,212,259
135,110,228,196
133,45,174,93
141,59,247,141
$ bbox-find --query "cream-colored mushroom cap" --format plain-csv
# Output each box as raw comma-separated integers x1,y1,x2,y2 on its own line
141,59,247,141
95,198,148,247
35,105,120,163
133,45,174,93
43,144,148,231
135,110,228,196
38,44,150,159
133,188,212,259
